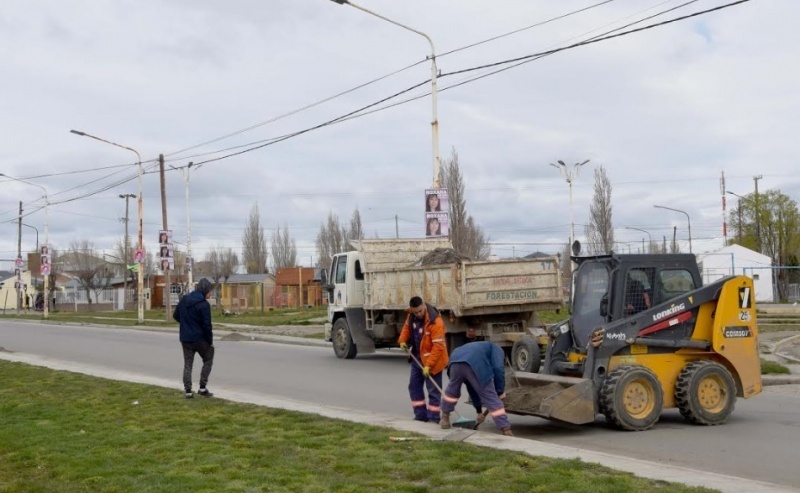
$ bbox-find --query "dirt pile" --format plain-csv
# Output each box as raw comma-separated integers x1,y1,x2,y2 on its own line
504,382,565,414
416,248,472,266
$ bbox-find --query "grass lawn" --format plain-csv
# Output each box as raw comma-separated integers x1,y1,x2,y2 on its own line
0,361,716,493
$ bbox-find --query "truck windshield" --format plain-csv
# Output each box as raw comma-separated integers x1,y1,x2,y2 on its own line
571,262,610,337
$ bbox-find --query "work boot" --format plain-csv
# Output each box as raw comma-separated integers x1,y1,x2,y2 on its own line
440,412,451,429
501,428,514,437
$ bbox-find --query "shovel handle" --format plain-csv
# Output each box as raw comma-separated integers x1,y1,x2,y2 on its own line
403,347,446,396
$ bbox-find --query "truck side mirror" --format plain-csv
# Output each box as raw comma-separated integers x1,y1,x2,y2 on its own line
319,269,328,285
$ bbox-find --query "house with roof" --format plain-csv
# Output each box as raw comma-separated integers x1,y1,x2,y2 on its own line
274,267,324,307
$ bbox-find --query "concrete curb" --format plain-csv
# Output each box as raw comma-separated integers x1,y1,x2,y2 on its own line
771,334,800,365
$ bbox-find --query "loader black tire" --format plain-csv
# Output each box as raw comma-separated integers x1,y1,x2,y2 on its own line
511,337,541,373
599,365,663,431
675,360,736,426
332,318,357,359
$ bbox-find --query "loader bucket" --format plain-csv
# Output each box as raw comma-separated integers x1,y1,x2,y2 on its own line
504,372,596,425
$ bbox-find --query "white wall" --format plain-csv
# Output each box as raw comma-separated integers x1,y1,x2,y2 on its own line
699,245,773,302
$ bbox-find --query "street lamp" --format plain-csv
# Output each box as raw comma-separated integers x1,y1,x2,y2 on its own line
625,226,652,253
21,223,39,252
169,161,202,289
330,0,441,187
71,129,145,324
549,159,589,251
727,190,760,250
653,205,692,254
0,173,49,318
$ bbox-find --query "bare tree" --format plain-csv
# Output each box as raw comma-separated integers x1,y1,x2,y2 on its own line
271,224,298,270
315,211,348,269
67,240,112,307
242,203,269,274
205,246,239,308
584,165,614,254
348,208,364,242
441,148,490,259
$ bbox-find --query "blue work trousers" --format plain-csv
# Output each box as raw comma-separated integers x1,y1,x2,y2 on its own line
442,362,510,430
408,362,442,422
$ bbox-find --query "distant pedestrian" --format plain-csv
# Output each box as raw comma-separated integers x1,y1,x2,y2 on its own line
173,278,215,398
398,296,449,423
441,341,513,436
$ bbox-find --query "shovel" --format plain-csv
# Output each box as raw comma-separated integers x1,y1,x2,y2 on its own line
403,347,477,430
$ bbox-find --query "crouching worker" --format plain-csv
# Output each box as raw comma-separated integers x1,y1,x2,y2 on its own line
398,296,449,423
441,341,513,436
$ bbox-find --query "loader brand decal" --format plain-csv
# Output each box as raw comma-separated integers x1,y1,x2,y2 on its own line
605,332,627,341
486,290,537,300
723,326,752,338
652,303,686,322
738,287,752,308
493,276,534,286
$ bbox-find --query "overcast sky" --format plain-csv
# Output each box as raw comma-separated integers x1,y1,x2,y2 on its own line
1,0,798,271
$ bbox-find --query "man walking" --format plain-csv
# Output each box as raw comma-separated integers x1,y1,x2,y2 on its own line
441,341,513,436
398,296,449,423
173,278,215,398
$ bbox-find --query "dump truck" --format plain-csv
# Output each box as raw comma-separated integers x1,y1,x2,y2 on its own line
322,238,563,368
503,248,763,430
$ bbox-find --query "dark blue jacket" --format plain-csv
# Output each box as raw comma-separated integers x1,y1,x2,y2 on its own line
173,290,213,344
448,341,506,410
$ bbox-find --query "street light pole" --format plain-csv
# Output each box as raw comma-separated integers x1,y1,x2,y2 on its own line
625,226,652,253
169,162,201,289
653,205,692,254
0,174,49,318
119,193,136,310
330,0,441,187
71,129,144,324
726,191,747,245
549,160,589,251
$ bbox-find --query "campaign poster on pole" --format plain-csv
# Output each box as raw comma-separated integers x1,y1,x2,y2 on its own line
424,188,448,213
425,212,449,237
424,188,449,238
158,230,173,247
158,230,173,271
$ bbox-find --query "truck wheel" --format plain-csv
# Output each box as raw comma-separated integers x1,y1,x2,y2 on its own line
675,360,736,426
599,365,663,431
511,337,541,373
332,318,357,359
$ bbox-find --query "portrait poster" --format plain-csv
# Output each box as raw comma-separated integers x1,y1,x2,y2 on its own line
425,212,449,238
158,229,173,246
424,188,449,213
160,257,174,272
186,256,193,272
159,245,174,258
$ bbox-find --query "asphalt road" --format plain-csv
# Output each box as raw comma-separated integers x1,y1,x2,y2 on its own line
2,320,799,490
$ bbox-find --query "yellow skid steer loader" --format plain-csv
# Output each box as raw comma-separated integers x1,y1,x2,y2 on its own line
504,248,762,431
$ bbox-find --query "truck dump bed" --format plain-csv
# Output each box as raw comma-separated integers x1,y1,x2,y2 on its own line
352,239,563,316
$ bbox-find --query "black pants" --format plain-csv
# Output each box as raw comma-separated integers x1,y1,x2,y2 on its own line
182,341,214,392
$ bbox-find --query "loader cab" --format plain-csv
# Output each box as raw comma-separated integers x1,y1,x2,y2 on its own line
568,253,702,349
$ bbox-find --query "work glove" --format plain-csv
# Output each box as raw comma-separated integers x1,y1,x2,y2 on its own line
399,342,408,351
422,366,431,377
475,410,488,426
499,392,507,402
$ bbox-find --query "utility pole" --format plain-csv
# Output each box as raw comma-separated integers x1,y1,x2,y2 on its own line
17,201,22,315
159,154,171,321
753,175,763,253
120,194,136,310
395,215,399,239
